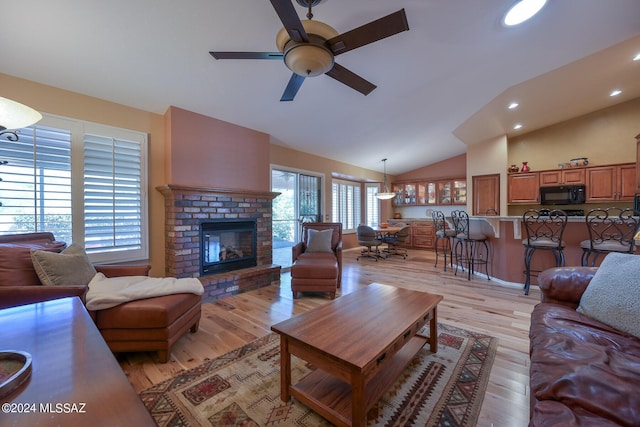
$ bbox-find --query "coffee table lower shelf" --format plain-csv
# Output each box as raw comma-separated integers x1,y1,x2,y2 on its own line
290,335,428,427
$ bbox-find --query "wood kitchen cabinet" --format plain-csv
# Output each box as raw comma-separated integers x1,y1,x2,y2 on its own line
411,222,435,249
539,168,585,186
586,163,636,202
472,174,500,215
438,179,466,205
508,172,540,204
392,178,463,206
392,183,417,206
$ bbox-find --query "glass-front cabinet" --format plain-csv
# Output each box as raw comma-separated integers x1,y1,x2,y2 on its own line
437,181,451,204
392,178,465,206
452,179,467,204
392,183,417,205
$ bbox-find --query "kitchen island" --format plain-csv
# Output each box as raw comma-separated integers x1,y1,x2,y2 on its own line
392,215,635,288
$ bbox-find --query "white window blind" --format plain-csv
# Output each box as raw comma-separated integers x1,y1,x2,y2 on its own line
83,129,146,260
365,183,380,227
0,114,148,263
0,124,73,241
331,179,361,232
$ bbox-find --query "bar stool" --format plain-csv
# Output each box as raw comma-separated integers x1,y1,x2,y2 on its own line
522,209,567,295
580,207,640,266
432,210,456,271
451,210,491,280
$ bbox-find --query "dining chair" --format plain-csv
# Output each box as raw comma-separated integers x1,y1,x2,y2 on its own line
580,207,640,266
382,225,410,259
522,209,567,295
356,225,383,261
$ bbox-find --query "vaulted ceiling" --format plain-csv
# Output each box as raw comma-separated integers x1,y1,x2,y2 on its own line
1,1,639,174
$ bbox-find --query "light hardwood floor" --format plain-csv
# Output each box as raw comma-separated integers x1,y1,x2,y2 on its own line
120,248,539,427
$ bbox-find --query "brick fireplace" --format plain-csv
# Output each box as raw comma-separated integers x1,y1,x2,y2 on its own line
157,184,281,303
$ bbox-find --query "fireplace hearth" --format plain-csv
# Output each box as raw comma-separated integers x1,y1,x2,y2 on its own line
157,184,281,303
200,219,257,275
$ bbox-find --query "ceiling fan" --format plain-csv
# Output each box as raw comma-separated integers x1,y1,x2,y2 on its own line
210,0,409,101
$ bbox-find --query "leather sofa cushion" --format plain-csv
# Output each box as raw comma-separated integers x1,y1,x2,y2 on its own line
94,293,202,329
530,302,640,426
0,240,66,286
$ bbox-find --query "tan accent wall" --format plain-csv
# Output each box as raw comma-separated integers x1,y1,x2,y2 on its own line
467,136,508,215
508,97,640,171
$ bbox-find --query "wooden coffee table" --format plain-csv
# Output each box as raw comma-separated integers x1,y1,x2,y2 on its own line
271,283,443,427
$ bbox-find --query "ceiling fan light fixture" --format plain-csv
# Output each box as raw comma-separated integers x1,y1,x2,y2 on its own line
284,43,334,77
276,20,339,77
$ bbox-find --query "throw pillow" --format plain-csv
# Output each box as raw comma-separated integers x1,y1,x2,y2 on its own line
306,228,334,253
31,243,97,286
577,252,640,339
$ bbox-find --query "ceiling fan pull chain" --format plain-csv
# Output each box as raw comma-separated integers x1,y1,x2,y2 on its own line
307,1,313,20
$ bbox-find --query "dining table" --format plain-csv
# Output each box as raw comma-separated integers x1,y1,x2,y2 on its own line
371,225,402,238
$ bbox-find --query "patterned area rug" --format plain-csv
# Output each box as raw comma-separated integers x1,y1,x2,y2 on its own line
139,323,497,426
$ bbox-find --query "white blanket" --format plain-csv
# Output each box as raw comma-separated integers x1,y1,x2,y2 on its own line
85,272,204,310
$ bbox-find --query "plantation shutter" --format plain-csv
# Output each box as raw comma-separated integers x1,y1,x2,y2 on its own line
365,183,380,227
331,179,361,232
83,131,145,257
0,124,73,241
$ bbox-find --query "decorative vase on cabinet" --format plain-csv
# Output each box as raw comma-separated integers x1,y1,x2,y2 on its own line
521,161,530,172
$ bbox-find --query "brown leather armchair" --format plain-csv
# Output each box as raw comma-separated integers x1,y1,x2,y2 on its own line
0,232,200,362
291,222,342,299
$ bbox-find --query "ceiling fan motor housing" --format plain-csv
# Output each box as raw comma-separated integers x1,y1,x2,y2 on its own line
276,20,338,77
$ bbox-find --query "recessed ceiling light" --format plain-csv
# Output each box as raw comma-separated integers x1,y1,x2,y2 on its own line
633,53,640,61
508,102,519,109
503,0,548,27
513,124,523,130
610,89,622,97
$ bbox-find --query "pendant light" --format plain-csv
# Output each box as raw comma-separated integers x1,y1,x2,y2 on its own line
376,158,396,200
0,97,43,141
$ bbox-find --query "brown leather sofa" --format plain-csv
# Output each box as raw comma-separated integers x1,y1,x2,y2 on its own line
0,232,201,362
291,222,342,299
530,266,640,426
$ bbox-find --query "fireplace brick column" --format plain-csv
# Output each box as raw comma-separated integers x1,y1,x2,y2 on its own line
157,184,281,302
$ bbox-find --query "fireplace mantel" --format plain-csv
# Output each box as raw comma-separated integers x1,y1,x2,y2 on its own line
157,184,280,200
158,183,281,303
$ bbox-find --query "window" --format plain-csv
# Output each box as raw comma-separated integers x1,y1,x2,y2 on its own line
331,179,361,232
0,114,148,263
271,168,322,268
365,183,380,227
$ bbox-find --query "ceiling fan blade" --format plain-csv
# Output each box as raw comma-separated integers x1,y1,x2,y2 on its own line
326,9,409,56
280,73,306,101
325,63,376,96
269,0,309,43
210,52,284,60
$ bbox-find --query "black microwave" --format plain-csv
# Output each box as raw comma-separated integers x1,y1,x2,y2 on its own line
540,185,586,205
